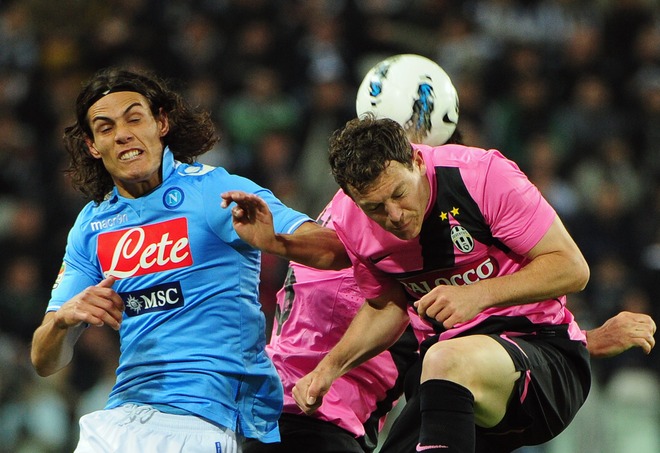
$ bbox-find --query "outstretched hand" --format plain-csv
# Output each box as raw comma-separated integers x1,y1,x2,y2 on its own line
221,191,277,252
587,311,656,358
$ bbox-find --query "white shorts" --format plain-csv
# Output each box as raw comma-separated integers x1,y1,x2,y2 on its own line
74,404,241,453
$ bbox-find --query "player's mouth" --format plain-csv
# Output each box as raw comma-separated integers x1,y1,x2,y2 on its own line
118,149,143,161
392,216,420,239
390,219,411,236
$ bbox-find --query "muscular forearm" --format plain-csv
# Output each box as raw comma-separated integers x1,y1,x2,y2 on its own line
586,328,618,358
221,191,351,270
480,218,589,309
315,297,410,379
31,312,84,377
480,252,588,309
292,292,410,415
274,222,351,270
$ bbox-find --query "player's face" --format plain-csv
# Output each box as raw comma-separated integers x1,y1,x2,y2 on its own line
85,91,169,198
350,150,430,240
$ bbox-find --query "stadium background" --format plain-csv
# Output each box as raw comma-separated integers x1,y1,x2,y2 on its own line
0,0,658,451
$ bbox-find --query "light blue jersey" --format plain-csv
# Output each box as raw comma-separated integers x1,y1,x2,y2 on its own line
48,148,311,442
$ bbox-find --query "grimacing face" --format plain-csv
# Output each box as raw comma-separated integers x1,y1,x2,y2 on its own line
349,150,430,240
85,91,169,199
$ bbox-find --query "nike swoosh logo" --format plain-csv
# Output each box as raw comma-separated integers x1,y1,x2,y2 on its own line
368,253,391,264
416,444,449,451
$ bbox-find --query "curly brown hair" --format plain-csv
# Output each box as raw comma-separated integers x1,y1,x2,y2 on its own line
63,67,219,203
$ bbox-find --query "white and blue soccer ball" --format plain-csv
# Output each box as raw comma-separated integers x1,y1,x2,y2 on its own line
356,54,459,146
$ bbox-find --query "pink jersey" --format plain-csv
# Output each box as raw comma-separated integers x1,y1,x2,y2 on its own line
267,205,430,441
331,144,586,343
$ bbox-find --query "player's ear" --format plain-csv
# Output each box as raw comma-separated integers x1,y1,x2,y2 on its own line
85,136,102,159
412,146,426,173
157,109,169,137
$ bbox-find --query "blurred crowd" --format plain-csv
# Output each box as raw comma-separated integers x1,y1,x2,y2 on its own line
0,0,658,451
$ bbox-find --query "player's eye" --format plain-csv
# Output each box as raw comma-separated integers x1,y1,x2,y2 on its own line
365,203,383,213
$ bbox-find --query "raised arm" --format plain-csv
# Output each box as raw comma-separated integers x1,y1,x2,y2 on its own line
31,276,124,376
292,284,411,415
221,190,350,270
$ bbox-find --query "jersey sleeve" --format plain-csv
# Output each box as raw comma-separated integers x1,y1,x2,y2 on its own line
203,169,312,244
350,250,400,301
476,150,556,255
48,217,104,312
330,191,400,301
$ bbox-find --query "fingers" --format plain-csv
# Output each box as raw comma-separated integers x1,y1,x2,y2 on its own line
97,275,116,288
413,295,429,318
82,304,122,330
221,191,262,208
621,316,656,355
631,315,656,354
306,379,326,407
231,205,247,221
221,191,264,222
220,191,239,208
97,276,125,313
415,297,454,329
292,376,324,415
83,298,124,330
641,324,656,354
647,335,656,353
641,339,653,355
292,382,315,414
68,280,125,330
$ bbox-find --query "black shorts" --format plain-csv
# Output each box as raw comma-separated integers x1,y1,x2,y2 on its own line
242,412,367,453
380,329,592,453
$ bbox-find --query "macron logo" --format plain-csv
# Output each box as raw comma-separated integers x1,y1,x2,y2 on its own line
90,213,129,231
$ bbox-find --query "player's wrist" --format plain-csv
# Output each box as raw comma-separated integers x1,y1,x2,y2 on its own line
315,355,346,382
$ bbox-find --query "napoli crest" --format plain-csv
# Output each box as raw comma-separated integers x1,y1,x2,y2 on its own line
163,187,184,209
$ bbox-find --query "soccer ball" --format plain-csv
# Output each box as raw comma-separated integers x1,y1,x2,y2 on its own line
356,54,459,146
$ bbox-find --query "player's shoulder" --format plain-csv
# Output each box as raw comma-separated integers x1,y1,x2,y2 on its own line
329,189,359,223
174,160,223,179
66,197,121,243
328,189,379,247
418,143,504,166
76,196,115,221
174,161,268,197
422,145,519,186
329,188,350,206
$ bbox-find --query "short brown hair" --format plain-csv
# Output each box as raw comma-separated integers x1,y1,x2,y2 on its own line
328,113,414,195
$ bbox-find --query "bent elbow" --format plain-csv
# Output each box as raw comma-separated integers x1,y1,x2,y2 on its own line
30,344,66,377
31,350,54,377
34,367,54,378
31,358,52,377
573,259,590,293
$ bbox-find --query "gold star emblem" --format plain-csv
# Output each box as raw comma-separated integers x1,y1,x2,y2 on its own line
439,211,448,221
451,207,460,216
